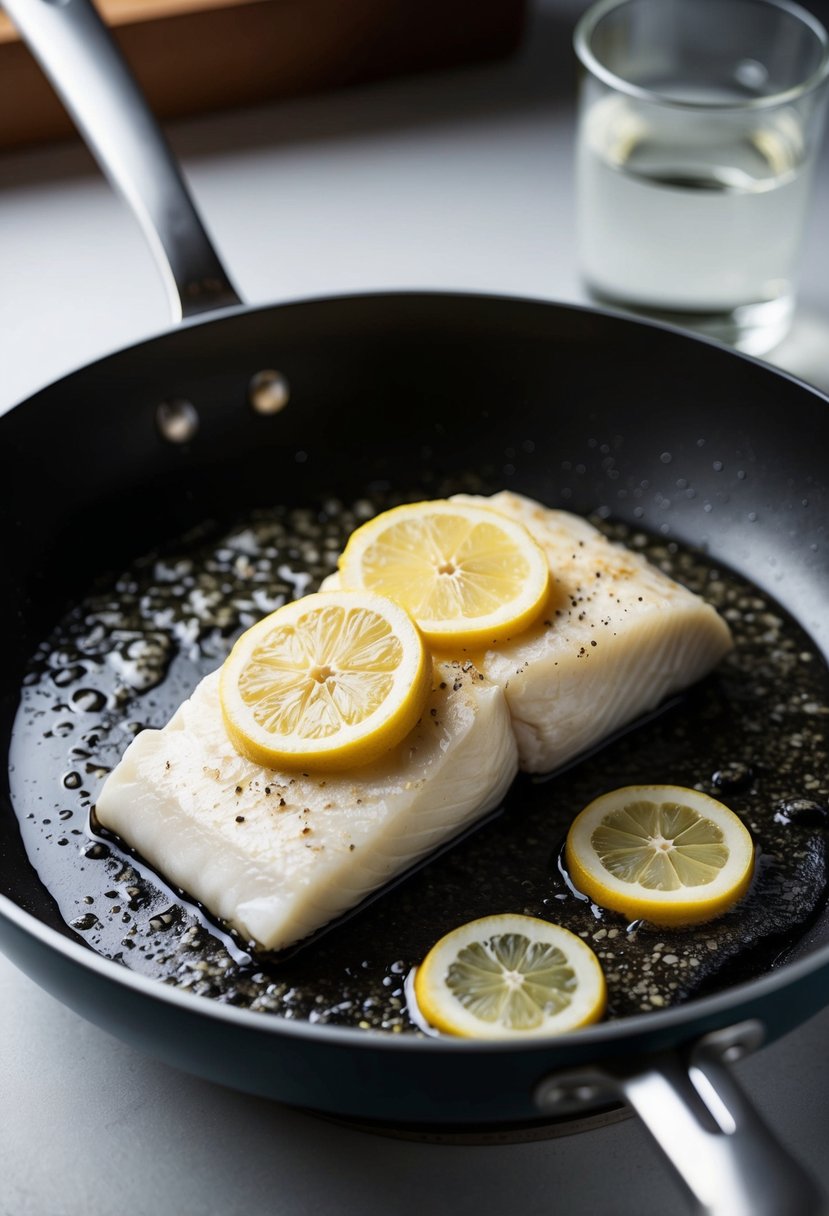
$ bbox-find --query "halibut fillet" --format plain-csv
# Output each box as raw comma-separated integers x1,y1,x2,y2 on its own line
452,492,733,772
95,661,517,952
323,492,733,773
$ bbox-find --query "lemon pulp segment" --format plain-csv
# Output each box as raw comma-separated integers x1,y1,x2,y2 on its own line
592,800,729,889
219,590,432,770
239,608,398,738
337,500,550,647
414,914,606,1038
565,785,754,926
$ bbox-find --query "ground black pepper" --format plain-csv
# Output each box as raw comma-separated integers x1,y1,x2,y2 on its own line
9,498,829,1031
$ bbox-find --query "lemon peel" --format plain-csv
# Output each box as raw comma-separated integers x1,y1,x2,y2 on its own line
219,590,432,771
337,500,550,648
565,785,755,926
414,913,606,1038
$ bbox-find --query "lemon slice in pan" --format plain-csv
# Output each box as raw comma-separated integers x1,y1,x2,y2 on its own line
414,914,606,1039
337,500,550,648
219,590,432,771
565,785,754,926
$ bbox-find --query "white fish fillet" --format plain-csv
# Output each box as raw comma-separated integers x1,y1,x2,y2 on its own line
451,492,734,772
323,492,733,773
95,662,517,952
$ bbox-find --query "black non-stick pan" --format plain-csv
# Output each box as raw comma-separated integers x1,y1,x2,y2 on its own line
3,2,829,1213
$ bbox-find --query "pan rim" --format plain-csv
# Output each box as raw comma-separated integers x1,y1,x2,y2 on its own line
4,288,829,419
2,881,828,1051
4,287,829,1056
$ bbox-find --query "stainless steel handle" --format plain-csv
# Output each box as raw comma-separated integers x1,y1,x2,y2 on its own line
3,0,243,322
536,1021,825,1216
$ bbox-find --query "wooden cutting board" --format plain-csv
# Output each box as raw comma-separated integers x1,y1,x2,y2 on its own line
0,0,527,150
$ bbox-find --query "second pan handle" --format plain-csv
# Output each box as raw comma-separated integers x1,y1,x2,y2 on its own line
536,1021,824,1216
4,0,243,322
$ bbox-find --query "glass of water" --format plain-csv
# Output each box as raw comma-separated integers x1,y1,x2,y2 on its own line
574,0,829,354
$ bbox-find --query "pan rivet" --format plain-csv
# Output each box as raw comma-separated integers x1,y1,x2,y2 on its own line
721,1044,746,1064
534,1078,602,1109
249,369,290,415
156,399,199,444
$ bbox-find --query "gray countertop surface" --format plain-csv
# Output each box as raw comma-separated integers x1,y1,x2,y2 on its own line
2,2,829,1213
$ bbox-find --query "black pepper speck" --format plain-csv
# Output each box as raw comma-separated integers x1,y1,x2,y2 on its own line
9,497,829,1032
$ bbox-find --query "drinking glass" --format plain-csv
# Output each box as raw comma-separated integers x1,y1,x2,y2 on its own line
574,0,829,354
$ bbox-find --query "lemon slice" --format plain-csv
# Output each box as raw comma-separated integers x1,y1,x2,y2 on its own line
337,500,550,648
219,590,432,771
413,914,606,1039
565,785,755,926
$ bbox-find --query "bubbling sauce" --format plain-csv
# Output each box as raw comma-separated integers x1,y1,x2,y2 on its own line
9,497,829,1031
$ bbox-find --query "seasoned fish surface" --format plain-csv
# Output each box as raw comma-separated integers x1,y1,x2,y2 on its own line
453,493,734,772
95,662,517,952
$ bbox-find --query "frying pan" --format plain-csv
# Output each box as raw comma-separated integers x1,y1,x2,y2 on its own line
2,1,829,1212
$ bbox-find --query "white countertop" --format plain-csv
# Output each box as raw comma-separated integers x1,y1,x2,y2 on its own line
2,2,829,1213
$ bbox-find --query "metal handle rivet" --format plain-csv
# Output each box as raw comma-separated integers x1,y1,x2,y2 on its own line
249,369,290,415
720,1044,746,1064
156,398,199,444
534,1077,603,1110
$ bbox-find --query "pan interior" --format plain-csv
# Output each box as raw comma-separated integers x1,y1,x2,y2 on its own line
4,291,826,1055
8,486,829,1033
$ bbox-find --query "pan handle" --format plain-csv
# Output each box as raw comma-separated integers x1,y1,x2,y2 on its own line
3,0,243,322
535,1021,824,1216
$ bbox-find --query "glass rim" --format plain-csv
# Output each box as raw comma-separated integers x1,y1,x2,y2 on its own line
573,0,829,111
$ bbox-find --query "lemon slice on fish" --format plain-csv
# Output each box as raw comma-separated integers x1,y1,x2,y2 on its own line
413,914,606,1039
337,500,550,648
565,785,755,926
219,590,432,771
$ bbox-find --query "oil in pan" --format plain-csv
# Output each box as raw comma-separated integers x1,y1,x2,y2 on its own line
9,494,829,1030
